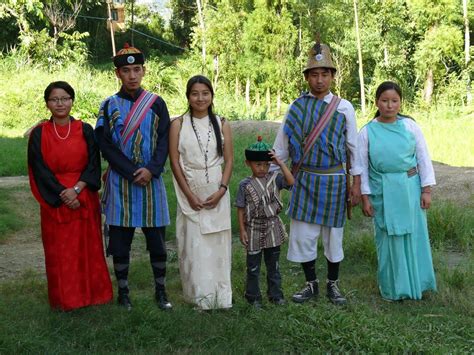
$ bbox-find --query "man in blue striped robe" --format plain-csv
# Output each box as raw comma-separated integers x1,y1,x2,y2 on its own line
273,41,361,305
95,45,172,311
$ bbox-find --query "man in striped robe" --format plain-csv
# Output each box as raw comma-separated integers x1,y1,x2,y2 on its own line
95,44,172,310
272,41,361,305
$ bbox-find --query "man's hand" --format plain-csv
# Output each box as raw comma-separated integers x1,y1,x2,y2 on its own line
133,167,152,186
350,184,361,206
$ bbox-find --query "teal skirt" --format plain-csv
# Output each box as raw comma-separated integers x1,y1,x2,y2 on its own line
371,175,437,300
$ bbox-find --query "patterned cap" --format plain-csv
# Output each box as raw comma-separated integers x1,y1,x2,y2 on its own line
113,43,145,68
303,40,336,73
245,136,272,161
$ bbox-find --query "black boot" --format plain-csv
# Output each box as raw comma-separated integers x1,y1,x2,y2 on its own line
117,292,132,311
114,256,131,310
326,279,347,305
292,280,319,303
155,289,172,310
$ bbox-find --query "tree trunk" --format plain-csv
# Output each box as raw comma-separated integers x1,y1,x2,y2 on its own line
277,89,281,116
245,78,251,109
196,0,206,64
383,43,389,67
266,88,271,114
423,69,434,104
235,77,240,100
131,0,135,46
106,0,116,57
463,0,471,104
353,0,366,116
213,55,219,90
255,90,260,108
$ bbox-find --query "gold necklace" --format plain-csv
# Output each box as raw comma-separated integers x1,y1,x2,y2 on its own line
53,119,71,140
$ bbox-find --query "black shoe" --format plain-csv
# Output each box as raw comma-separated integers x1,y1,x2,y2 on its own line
326,280,347,305
155,290,173,310
249,300,263,310
292,280,319,303
269,298,286,306
117,293,132,311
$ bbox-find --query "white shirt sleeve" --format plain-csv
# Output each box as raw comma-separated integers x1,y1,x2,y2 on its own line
271,92,359,175
334,96,359,176
357,126,371,194
403,119,436,187
270,114,290,172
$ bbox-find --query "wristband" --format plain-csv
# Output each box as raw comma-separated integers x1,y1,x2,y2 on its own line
219,183,228,191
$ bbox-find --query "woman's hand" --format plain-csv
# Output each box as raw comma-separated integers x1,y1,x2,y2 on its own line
203,188,226,209
187,193,205,211
361,195,374,217
421,192,431,209
60,188,78,205
65,198,81,210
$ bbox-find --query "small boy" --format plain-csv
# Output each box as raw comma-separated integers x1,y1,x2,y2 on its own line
235,136,295,308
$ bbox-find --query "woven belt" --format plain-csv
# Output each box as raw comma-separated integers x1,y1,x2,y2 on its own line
407,167,418,177
299,164,344,175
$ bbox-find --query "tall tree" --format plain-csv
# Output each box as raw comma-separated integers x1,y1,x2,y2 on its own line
353,0,365,115
463,0,471,104
169,0,196,48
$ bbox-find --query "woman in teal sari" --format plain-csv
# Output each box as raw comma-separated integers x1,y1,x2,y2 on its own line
357,81,437,301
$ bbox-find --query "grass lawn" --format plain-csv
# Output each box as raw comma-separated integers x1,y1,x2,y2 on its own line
0,126,473,353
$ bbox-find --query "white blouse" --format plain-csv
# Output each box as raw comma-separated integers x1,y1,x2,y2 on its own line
356,118,436,195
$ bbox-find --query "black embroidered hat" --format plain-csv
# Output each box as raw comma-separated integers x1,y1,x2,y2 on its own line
113,43,145,68
245,136,272,161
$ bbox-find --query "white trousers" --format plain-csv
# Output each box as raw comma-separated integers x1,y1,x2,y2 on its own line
287,219,344,263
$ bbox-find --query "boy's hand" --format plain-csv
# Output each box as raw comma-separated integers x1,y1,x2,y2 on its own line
269,149,282,166
239,231,248,248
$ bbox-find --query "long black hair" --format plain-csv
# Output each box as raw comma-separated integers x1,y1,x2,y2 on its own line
186,75,223,156
44,81,75,102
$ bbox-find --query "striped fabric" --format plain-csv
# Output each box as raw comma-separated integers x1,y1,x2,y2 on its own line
244,172,287,252
284,95,347,227
97,94,170,228
120,90,158,146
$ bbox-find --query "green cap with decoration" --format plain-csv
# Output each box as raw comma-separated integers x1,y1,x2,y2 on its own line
245,135,272,161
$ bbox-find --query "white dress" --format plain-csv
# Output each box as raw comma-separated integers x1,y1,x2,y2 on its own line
172,112,232,310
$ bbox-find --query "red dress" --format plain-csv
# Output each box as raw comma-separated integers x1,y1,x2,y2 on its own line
28,119,113,311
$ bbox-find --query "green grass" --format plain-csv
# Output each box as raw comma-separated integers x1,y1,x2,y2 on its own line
1,124,473,353
0,188,24,242
0,228,473,352
0,136,28,176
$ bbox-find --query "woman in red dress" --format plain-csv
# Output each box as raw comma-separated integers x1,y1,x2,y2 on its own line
28,81,113,311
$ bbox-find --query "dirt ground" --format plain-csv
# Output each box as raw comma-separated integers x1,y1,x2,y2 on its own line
0,120,472,281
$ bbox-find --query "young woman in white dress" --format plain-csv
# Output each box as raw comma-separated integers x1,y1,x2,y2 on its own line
169,75,234,310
